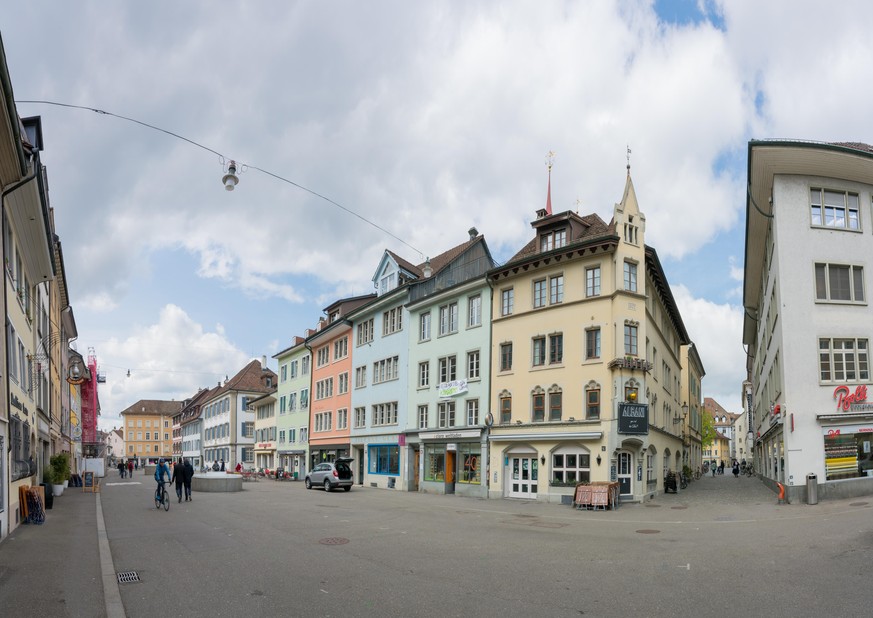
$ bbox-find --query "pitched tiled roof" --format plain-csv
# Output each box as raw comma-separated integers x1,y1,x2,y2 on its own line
206,359,278,402
386,250,423,278
831,141,873,153
506,212,612,264
418,234,483,276
120,399,182,416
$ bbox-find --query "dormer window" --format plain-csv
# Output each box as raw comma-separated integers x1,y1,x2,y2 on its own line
540,229,567,253
379,271,397,295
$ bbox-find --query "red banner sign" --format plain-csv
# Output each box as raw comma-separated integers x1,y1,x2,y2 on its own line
834,384,868,411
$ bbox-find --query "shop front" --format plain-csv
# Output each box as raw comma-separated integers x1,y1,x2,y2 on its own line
309,443,350,472
278,449,306,480
254,441,275,470
419,429,487,498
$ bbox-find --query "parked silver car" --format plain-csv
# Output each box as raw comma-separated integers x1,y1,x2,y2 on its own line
305,458,354,492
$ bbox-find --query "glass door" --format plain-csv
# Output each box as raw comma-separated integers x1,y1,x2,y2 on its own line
509,457,538,498
617,452,633,496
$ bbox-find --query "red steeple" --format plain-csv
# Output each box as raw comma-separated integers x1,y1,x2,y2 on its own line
545,150,554,215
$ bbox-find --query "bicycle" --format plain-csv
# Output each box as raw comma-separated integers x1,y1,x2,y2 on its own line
745,465,755,477
155,483,170,511
679,472,689,490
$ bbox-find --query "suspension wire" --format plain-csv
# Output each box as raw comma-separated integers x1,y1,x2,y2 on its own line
16,99,425,258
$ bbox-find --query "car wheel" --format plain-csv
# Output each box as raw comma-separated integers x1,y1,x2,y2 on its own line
324,479,332,492
343,486,351,492
304,478,312,489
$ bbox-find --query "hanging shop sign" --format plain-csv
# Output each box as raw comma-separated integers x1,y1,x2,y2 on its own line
618,403,649,435
833,385,873,412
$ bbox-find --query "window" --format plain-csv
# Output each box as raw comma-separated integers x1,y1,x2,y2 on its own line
541,234,553,252
368,445,400,475
439,302,458,335
549,389,562,421
338,372,349,394
459,444,481,484
815,263,864,302
424,444,446,481
290,360,298,378
624,324,638,355
810,188,860,230
372,402,398,426
355,366,367,389
468,294,482,327
552,450,590,484
466,399,479,426
301,356,310,374
280,364,287,382
532,391,545,422
500,395,512,424
819,338,869,382
540,229,567,251
315,411,332,432
467,350,480,379
586,384,600,420
300,388,309,408
145,432,151,440
418,361,430,388
624,261,638,292
315,377,334,400
334,337,348,359
555,229,567,248
532,336,546,366
373,356,399,383
500,343,513,371
383,307,403,335
419,312,431,341
586,328,601,359
501,288,514,316
316,346,330,367
354,407,366,428
438,356,457,383
418,405,429,429
549,333,563,364
279,430,286,444
357,318,374,345
586,266,601,297
337,408,348,430
550,275,564,304
438,401,456,428
533,279,547,308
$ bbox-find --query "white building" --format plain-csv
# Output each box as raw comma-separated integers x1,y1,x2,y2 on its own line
743,139,873,502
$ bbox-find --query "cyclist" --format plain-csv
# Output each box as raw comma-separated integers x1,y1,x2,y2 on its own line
154,458,171,503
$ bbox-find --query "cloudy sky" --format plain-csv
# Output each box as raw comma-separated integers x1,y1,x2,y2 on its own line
3,0,868,429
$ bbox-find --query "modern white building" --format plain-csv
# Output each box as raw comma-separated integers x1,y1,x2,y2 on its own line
743,139,873,502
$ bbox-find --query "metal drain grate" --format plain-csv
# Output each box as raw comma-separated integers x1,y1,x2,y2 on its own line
318,537,350,545
117,571,141,584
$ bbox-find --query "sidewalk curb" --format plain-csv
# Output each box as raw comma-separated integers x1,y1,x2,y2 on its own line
96,493,126,618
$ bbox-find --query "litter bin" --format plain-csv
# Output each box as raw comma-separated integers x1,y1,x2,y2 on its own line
806,473,818,505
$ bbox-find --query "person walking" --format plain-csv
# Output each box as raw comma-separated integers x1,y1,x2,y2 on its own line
170,457,185,503
220,459,226,472
182,457,194,501
732,462,740,478
118,460,125,479
128,459,134,477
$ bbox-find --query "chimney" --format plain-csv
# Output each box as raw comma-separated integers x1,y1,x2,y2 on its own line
468,227,478,240
261,355,267,369
423,258,432,278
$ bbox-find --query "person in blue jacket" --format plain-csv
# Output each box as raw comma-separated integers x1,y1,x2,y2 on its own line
154,458,171,502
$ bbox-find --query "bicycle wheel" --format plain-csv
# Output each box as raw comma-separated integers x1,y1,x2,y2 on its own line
155,489,162,509
162,489,170,511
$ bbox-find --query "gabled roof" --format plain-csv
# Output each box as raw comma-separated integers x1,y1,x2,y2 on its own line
506,211,613,264
179,386,219,425
205,360,277,402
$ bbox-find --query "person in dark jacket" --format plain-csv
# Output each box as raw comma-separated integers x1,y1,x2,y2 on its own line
182,458,194,501
170,458,185,503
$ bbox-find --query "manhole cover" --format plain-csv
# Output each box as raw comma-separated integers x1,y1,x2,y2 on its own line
636,529,661,534
117,571,140,584
850,502,869,507
318,537,350,545
644,504,661,508
530,522,567,529
671,506,688,510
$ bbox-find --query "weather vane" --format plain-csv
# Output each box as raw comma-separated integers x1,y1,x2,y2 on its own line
546,150,555,172
626,145,632,172
575,197,582,214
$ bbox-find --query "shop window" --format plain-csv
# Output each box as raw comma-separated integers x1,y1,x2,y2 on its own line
368,445,399,475
424,444,445,481
458,444,481,484
552,449,590,485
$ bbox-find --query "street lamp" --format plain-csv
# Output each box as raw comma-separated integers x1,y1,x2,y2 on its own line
222,160,239,191
67,355,86,385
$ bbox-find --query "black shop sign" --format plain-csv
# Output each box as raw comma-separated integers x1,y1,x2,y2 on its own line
618,403,649,435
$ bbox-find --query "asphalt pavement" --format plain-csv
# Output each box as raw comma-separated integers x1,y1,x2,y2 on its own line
2,468,872,617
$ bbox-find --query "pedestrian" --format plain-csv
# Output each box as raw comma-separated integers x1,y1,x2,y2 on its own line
712,464,716,477
732,462,740,478
235,462,242,473
170,457,185,503
212,460,220,472
220,459,225,472
128,459,134,477
118,460,125,478
183,457,194,501
134,459,139,470
719,460,725,475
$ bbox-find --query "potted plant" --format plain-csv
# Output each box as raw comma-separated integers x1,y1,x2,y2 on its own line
41,465,54,509
50,454,67,497
60,453,71,488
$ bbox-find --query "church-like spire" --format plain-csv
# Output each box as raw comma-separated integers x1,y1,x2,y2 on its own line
545,150,554,215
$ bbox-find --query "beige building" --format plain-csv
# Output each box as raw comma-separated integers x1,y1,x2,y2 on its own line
120,400,180,465
681,344,705,474
487,171,693,503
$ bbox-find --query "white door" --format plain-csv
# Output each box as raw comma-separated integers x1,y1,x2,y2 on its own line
617,452,633,497
508,456,538,498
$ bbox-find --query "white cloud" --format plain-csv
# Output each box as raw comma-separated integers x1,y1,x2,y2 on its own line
672,284,746,411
